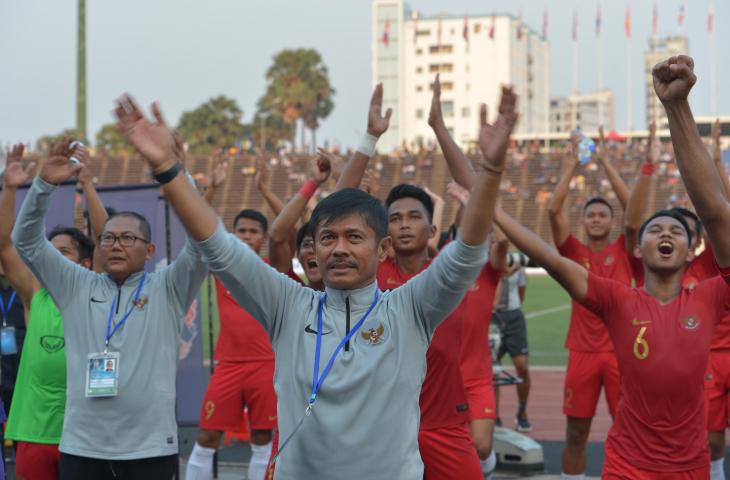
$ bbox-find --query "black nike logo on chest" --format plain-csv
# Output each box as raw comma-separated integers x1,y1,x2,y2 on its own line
304,324,332,335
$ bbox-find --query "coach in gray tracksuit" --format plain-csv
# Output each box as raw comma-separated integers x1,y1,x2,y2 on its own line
11,145,207,479
113,84,517,479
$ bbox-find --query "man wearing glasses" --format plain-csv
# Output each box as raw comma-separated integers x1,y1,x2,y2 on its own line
11,138,208,480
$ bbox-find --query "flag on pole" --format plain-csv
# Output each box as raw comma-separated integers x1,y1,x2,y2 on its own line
516,9,523,41
708,3,714,32
596,4,602,37
572,10,577,41
678,2,685,28
489,14,496,39
543,8,548,40
625,6,631,38
463,14,469,42
652,3,658,37
383,19,390,46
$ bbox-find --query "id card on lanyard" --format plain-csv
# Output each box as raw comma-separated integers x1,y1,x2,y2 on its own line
270,289,380,466
86,273,146,398
0,291,18,355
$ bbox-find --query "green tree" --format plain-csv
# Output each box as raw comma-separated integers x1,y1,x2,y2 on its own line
258,49,335,151
177,95,246,154
95,123,132,155
36,128,78,153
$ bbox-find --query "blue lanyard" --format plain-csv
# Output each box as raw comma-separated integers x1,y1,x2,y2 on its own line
0,291,17,327
308,289,380,410
269,288,380,468
105,273,147,353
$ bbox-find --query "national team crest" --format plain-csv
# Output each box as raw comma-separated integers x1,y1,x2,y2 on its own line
604,255,614,266
681,316,700,331
361,324,387,345
134,297,149,310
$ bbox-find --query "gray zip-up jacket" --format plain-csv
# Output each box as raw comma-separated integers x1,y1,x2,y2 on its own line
12,177,207,460
197,223,488,479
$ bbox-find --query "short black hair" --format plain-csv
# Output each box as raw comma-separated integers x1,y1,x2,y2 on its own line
385,184,434,222
105,212,152,241
48,226,94,261
309,188,388,241
233,209,268,233
670,207,702,238
296,222,313,253
583,197,614,217
638,209,693,246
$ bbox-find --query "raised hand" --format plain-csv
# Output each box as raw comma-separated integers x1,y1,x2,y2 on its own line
210,154,229,188
313,155,332,185
359,168,380,196
114,94,179,172
254,152,269,192
3,144,35,188
316,148,345,182
596,126,608,163
652,55,696,105
478,86,519,173
39,136,85,185
447,181,471,206
428,74,444,128
367,83,392,137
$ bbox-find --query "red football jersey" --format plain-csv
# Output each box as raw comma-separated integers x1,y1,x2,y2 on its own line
458,263,501,383
581,272,730,471
558,234,634,352
377,257,470,429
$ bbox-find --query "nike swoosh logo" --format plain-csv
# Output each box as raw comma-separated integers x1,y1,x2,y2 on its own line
632,319,652,326
386,278,401,286
304,324,332,335
91,297,105,303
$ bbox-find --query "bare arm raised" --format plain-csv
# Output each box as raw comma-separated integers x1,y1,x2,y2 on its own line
653,55,730,267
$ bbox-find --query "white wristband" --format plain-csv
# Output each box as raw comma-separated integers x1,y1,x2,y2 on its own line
356,133,378,157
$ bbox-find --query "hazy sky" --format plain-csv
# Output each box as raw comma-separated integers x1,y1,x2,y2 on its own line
1,0,727,148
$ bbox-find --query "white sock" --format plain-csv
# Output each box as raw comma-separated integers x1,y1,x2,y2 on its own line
711,458,726,480
481,450,497,478
185,442,215,480
248,441,273,480
560,474,585,480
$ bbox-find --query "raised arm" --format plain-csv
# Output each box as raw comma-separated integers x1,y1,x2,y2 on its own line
203,155,229,206
596,126,630,209
268,156,330,274
711,118,730,200
494,207,588,301
428,74,476,190
423,186,444,256
625,122,657,253
335,83,391,190
11,138,93,309
653,55,730,267
254,153,285,216
0,144,37,308
547,146,580,247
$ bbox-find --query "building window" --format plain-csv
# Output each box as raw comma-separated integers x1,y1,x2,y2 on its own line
462,107,470,118
428,63,453,73
416,108,424,119
416,48,423,55
576,112,581,120
447,127,454,137
429,45,453,54
416,85,423,92
474,23,481,34
442,101,454,118
416,29,431,37
430,81,453,91
416,66,423,73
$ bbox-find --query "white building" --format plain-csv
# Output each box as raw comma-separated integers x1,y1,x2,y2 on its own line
372,0,550,153
644,36,689,129
550,91,615,134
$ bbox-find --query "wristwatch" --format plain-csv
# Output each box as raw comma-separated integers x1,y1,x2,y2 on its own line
153,163,182,184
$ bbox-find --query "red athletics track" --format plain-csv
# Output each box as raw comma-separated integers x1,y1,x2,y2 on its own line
496,366,612,442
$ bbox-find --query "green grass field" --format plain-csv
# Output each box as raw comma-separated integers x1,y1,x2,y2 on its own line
198,273,573,367
519,274,571,367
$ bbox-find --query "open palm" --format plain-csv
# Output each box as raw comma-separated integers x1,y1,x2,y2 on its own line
367,83,392,137
478,86,519,172
4,144,34,188
114,95,177,169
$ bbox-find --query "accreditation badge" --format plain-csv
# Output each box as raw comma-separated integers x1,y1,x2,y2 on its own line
0,326,17,355
86,352,120,397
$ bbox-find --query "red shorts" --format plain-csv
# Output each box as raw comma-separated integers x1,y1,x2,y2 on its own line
16,441,61,480
705,350,730,431
418,423,482,480
603,442,709,479
199,361,277,431
563,350,620,418
464,378,497,421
